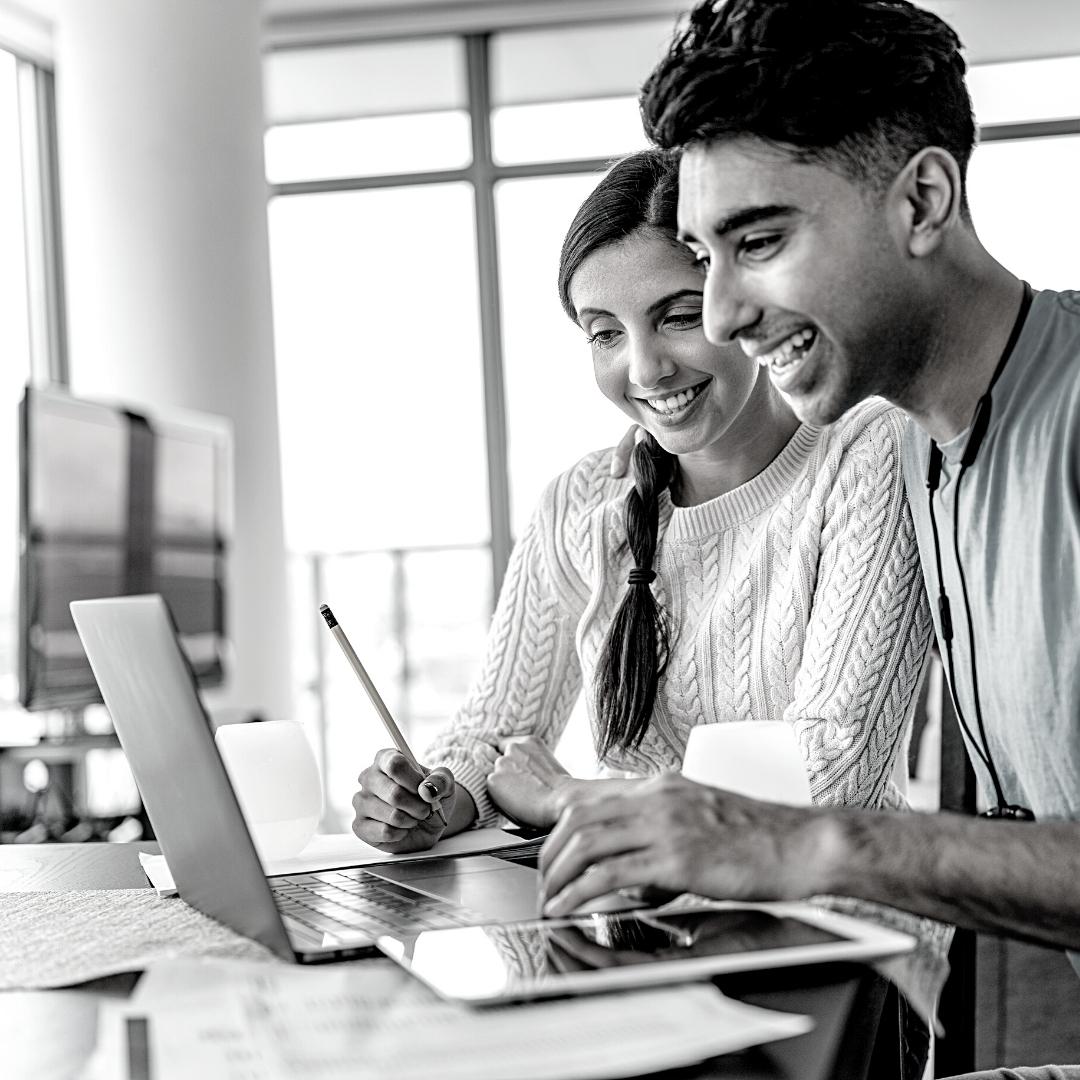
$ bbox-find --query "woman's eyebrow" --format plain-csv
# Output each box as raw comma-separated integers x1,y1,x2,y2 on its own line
646,288,702,316
575,305,613,320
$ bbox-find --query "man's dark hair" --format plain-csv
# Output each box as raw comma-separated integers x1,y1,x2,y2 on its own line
640,0,976,204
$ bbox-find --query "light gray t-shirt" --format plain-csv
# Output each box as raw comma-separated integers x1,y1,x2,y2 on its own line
903,288,1080,971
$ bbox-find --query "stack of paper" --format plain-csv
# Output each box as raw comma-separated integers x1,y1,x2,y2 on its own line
82,958,813,1080
139,827,533,896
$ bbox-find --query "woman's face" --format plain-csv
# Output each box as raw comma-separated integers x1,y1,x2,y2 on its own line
569,229,770,459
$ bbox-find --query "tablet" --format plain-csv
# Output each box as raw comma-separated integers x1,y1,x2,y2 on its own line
375,900,916,1005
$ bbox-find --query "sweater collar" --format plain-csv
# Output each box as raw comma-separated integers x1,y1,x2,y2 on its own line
662,423,819,539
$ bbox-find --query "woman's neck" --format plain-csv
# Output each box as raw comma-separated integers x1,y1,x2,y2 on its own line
672,381,801,507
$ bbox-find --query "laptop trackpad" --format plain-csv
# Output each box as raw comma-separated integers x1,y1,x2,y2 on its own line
368,857,541,922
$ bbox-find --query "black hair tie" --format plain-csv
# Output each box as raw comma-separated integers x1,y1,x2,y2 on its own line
627,568,656,586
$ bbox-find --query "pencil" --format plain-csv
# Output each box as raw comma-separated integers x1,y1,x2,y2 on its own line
319,603,447,827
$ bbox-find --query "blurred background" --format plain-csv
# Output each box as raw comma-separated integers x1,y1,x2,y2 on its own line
0,0,1078,838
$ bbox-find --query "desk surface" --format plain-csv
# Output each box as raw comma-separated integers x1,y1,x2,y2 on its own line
0,842,885,1080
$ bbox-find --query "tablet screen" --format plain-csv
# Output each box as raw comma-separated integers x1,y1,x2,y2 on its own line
382,907,848,1002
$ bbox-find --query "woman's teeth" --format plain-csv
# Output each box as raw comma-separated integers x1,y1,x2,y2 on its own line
644,384,703,415
759,328,816,370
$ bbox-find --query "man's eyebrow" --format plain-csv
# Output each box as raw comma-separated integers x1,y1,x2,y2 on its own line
679,204,796,243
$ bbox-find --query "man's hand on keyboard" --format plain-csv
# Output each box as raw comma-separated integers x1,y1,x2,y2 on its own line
352,749,460,853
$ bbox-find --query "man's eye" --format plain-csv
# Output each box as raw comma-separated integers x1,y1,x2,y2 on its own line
740,233,782,258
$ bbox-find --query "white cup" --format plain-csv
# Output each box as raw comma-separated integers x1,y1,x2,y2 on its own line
681,721,812,806
214,719,323,861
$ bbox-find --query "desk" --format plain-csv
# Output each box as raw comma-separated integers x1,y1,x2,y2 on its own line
1,842,888,1080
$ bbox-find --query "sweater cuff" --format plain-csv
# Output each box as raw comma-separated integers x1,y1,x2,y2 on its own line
431,754,500,829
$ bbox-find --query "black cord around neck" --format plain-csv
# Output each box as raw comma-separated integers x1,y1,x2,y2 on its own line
926,282,1035,822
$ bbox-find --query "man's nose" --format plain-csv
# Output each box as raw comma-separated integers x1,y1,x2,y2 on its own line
702,267,761,346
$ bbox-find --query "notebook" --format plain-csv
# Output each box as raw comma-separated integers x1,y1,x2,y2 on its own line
69,594,615,963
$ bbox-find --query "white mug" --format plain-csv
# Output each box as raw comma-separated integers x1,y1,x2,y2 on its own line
215,719,323,861
681,720,812,806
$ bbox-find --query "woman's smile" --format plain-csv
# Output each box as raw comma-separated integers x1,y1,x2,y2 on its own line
634,377,712,424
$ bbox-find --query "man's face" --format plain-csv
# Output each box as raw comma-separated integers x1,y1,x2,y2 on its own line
677,138,926,426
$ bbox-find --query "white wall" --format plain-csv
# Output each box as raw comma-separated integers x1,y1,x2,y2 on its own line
51,0,292,723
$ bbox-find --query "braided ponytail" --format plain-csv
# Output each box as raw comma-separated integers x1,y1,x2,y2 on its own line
556,149,683,759
594,433,678,759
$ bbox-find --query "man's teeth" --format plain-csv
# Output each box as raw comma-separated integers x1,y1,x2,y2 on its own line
644,384,702,414
758,328,815,369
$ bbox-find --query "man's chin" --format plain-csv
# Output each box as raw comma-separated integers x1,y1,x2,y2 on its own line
779,379,863,428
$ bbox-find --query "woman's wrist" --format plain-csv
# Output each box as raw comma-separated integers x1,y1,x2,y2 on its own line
445,782,479,835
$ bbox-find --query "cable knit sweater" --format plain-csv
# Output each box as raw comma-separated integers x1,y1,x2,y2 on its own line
427,398,934,828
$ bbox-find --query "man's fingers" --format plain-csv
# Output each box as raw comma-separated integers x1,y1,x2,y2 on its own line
544,851,656,917
540,796,633,878
541,811,645,908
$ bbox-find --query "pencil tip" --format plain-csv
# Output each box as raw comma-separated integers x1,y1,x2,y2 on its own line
319,604,337,628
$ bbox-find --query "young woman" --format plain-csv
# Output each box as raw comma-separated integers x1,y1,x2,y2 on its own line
350,148,933,853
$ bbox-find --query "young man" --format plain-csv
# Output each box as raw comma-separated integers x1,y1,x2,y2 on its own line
538,3,1080,1077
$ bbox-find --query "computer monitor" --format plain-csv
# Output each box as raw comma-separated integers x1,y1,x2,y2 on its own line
18,384,231,711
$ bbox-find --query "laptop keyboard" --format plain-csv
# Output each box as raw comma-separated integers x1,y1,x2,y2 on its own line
271,840,547,940
271,867,485,939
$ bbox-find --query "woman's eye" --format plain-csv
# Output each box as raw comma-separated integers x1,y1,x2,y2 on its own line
691,250,711,271
664,311,702,331
586,328,620,349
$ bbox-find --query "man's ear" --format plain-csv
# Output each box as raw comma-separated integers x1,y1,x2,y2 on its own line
891,146,964,258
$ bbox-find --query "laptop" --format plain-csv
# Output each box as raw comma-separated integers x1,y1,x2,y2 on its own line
69,594,578,964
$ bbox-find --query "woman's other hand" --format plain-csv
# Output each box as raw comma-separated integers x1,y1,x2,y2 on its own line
351,749,458,853
489,735,576,829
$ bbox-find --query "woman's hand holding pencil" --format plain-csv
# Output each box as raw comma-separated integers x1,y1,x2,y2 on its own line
319,603,478,851
351,750,461,852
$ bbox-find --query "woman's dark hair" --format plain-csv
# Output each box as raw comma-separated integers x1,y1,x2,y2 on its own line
640,0,976,212
557,150,683,759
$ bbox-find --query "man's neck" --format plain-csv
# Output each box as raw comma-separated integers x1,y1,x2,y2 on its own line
901,262,1026,445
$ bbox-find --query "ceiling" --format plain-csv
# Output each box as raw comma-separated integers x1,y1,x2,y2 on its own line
260,0,1080,65
8,0,1080,65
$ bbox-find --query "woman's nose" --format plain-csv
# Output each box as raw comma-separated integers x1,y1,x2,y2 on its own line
627,338,676,390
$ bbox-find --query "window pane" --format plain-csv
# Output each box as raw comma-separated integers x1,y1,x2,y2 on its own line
491,19,679,107
266,111,471,184
496,174,631,535
967,136,1080,292
0,47,30,707
969,57,1080,126
268,183,489,554
492,96,649,166
264,38,470,184
265,39,466,124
